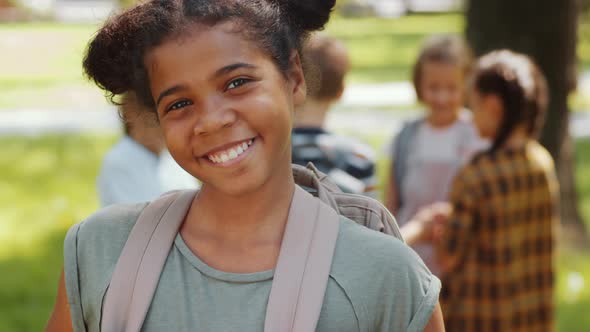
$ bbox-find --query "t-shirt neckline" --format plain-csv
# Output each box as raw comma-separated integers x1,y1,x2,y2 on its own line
174,234,275,283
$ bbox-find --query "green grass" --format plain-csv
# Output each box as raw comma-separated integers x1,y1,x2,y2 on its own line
0,134,116,331
326,14,465,83
327,12,590,83
2,13,590,109
1,133,589,331
0,22,104,109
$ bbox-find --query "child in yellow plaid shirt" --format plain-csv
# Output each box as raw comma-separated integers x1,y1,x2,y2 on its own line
408,50,559,331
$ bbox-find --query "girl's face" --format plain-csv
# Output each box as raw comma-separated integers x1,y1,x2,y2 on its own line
419,61,464,127
146,23,306,196
469,90,503,139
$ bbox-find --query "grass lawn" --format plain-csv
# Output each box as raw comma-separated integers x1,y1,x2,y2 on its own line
0,23,104,110
326,14,465,83
1,133,589,331
1,13,589,110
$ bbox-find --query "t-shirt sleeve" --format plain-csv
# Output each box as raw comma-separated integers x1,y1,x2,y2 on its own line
437,165,479,271
404,258,442,332
376,240,441,332
63,223,87,332
62,205,142,332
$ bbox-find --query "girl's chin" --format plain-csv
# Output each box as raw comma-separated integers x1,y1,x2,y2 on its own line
200,177,263,197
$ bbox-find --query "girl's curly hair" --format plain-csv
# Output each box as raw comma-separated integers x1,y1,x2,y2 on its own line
83,0,336,112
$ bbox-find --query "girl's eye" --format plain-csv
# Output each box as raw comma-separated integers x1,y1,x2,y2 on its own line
167,100,193,112
226,78,251,91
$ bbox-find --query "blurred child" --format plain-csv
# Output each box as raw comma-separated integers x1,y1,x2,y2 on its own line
385,35,483,274
97,92,197,206
292,34,377,196
429,50,558,331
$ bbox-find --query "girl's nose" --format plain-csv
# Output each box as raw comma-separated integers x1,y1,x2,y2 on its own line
193,99,237,136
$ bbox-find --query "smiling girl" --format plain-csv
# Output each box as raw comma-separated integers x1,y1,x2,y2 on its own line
45,1,443,331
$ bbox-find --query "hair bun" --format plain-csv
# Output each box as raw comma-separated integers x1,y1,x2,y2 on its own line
83,15,140,96
83,0,177,100
278,0,336,32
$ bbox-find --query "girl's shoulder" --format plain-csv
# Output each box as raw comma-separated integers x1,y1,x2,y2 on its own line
525,140,555,171
332,218,434,282
69,203,147,249
330,218,440,330
64,203,147,287
63,203,148,330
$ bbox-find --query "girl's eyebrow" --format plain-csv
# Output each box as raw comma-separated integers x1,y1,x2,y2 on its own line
156,85,188,107
211,62,257,80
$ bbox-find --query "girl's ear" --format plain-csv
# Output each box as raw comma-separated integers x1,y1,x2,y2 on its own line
287,51,307,107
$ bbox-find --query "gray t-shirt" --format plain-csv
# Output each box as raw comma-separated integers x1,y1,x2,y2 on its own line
64,203,440,332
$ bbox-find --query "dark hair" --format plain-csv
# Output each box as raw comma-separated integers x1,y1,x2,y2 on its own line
83,0,336,111
472,50,548,151
304,34,349,100
412,35,473,101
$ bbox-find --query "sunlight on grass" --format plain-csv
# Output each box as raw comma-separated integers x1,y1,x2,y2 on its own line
0,23,97,84
1,15,589,109
326,14,464,83
0,23,104,110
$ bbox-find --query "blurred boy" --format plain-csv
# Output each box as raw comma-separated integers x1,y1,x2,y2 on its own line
292,34,377,196
97,92,198,206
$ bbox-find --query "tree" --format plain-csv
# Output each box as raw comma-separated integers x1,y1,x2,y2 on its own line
465,0,588,242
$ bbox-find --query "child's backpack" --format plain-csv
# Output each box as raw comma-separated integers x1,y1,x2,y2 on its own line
100,163,402,332
293,163,401,238
292,129,378,196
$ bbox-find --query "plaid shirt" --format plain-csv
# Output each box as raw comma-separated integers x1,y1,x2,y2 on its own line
438,141,559,332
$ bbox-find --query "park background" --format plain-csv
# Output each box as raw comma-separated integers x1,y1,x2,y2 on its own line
0,0,589,331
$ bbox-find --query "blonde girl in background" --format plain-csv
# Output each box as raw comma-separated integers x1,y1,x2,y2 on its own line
385,35,485,275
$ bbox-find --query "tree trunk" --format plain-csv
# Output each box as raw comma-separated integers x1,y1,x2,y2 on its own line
466,0,588,241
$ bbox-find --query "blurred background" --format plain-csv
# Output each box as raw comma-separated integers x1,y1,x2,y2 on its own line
0,0,589,330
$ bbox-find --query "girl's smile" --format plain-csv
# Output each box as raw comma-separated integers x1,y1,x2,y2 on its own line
202,137,257,167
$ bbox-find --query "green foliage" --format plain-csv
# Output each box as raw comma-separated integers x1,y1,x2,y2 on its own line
0,134,117,331
0,23,103,109
325,14,464,82
1,14,589,109
118,0,136,9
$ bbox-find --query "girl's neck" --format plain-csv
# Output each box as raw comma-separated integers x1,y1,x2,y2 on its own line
182,163,295,250
425,111,460,129
501,125,530,150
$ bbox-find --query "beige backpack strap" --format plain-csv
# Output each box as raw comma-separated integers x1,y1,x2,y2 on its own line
101,186,338,332
264,185,340,332
101,190,196,332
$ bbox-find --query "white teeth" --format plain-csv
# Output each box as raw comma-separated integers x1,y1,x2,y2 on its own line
208,139,254,164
